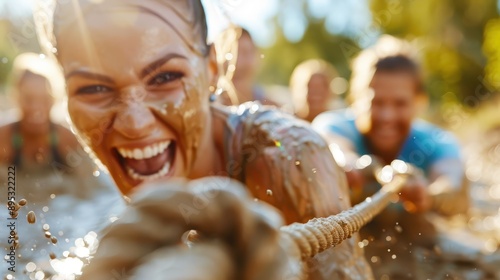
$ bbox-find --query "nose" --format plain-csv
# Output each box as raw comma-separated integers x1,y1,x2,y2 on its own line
378,106,397,123
113,88,155,139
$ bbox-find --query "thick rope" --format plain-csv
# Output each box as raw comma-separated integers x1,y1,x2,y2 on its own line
79,174,407,279
280,174,408,260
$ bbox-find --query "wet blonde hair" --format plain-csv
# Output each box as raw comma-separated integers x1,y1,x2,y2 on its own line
289,59,338,117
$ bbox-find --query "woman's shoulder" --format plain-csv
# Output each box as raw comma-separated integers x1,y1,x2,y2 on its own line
225,101,326,144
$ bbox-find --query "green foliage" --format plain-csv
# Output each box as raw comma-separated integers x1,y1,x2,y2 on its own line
259,0,500,111
259,20,360,86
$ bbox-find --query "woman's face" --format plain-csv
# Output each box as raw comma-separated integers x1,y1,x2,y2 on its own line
306,73,330,110
56,1,215,195
17,75,54,129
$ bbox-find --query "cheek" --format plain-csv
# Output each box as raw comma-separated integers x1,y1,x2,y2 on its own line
149,77,210,174
68,98,114,150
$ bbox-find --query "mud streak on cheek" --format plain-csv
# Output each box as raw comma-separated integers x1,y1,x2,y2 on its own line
149,77,207,175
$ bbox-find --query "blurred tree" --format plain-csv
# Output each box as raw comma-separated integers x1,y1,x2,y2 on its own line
259,20,360,87
259,0,499,115
369,0,499,109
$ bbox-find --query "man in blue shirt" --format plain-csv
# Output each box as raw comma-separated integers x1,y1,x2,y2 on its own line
313,54,467,215
312,37,469,278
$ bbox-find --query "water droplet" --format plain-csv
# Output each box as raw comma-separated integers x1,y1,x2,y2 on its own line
43,224,50,231
386,236,392,242
50,194,56,199
395,225,403,233
391,254,397,259
371,256,378,263
42,206,49,212
312,168,317,173
266,189,273,196
26,262,37,272
358,242,364,248
365,197,372,203
93,170,100,177
35,271,45,280
295,161,300,166
224,52,233,60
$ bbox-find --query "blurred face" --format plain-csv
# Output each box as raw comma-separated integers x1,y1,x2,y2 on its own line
17,75,54,128
233,33,258,84
365,72,418,154
56,1,214,195
307,73,330,110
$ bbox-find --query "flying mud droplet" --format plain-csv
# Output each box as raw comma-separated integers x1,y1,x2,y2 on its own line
51,237,58,244
27,211,36,224
266,189,273,196
44,232,52,238
18,199,27,206
49,252,56,260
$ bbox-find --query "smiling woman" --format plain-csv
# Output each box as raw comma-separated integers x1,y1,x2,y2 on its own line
34,0,372,278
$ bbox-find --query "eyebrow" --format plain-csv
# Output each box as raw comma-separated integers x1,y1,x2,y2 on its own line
65,70,115,84
140,53,187,79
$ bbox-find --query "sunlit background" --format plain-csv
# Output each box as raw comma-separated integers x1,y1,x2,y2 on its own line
1,0,500,128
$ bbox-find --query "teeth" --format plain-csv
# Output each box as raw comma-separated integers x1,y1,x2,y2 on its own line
118,140,171,160
126,161,171,182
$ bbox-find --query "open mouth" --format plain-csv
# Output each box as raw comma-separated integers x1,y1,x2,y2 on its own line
116,140,176,182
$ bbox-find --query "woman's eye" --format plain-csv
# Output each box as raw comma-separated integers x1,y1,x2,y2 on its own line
148,72,183,86
77,85,112,94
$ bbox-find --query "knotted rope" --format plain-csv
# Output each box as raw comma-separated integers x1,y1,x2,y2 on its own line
80,164,409,280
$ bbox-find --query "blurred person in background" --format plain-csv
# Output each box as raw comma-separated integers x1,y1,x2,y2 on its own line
312,36,470,279
216,26,278,106
0,53,121,276
290,59,345,122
